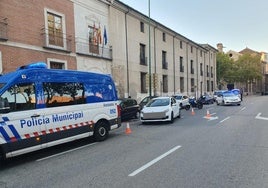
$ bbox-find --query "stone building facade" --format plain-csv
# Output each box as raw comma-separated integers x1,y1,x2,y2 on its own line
0,0,218,102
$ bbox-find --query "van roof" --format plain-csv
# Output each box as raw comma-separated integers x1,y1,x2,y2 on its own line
0,62,113,84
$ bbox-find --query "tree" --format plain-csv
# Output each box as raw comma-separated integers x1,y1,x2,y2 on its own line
235,53,262,84
217,52,263,89
216,53,235,88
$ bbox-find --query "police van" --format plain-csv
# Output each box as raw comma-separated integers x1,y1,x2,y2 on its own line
0,62,121,161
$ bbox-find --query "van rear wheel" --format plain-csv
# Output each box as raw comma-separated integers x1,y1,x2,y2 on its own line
94,121,109,142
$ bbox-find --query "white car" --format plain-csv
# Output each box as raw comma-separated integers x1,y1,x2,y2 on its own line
140,96,181,123
172,94,190,110
216,91,241,106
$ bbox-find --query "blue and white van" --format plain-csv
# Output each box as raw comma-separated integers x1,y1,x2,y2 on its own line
0,62,121,161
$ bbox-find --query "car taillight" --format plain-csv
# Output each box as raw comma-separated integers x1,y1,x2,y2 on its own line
117,105,121,117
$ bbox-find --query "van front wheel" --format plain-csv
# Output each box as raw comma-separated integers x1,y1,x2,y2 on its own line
94,121,109,142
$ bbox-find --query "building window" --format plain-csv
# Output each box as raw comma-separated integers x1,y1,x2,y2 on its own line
47,12,63,47
140,72,147,93
200,63,203,76
88,25,100,54
191,78,195,92
140,21,144,33
162,32,166,42
180,77,184,93
211,81,214,91
206,65,209,77
163,75,168,93
50,62,64,69
140,43,146,65
191,46,193,53
162,51,168,69
207,80,210,92
180,41,183,49
179,56,184,72
190,60,194,74
47,58,67,69
211,66,213,77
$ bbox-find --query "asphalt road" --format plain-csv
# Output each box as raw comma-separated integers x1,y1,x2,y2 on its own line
0,95,268,188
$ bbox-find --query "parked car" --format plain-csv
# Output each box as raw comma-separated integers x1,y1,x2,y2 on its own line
213,90,226,101
172,94,190,110
140,96,181,124
216,91,241,106
118,98,140,120
139,95,158,111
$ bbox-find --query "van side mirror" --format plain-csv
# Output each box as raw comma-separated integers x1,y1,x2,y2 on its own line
0,97,10,113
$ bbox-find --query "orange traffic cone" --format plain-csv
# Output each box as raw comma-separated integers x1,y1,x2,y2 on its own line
191,108,195,115
125,122,132,134
206,110,211,118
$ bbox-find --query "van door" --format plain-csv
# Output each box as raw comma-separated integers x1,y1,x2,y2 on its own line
0,83,45,157
41,82,92,147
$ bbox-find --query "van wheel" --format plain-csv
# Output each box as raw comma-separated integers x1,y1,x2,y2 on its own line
0,150,5,167
94,121,109,142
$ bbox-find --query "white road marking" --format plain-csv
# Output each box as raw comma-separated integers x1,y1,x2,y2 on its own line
255,113,268,121
128,145,181,177
36,143,97,162
240,107,246,111
220,117,230,123
208,116,219,121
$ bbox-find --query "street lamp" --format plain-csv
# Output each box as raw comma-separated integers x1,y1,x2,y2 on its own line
148,0,152,97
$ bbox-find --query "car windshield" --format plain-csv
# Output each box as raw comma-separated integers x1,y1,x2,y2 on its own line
223,92,235,97
173,96,182,100
146,98,170,107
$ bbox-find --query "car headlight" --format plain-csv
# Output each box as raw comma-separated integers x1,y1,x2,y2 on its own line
163,109,169,113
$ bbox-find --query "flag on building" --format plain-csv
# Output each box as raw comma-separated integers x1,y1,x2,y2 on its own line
103,26,107,45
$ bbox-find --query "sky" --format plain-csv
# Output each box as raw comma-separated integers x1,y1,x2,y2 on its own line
119,0,268,53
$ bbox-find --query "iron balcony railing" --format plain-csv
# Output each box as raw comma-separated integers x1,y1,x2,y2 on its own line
75,37,112,60
41,28,72,52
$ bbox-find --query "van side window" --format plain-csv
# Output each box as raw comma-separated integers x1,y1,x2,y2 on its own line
86,83,117,102
0,83,36,112
43,82,85,107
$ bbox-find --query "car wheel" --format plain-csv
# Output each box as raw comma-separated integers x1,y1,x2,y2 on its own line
94,121,109,142
185,105,190,111
134,111,139,119
170,112,174,123
178,110,181,118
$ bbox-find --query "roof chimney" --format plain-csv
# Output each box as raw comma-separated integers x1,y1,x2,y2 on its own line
217,43,223,53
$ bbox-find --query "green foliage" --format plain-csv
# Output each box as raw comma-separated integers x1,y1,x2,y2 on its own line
216,52,262,87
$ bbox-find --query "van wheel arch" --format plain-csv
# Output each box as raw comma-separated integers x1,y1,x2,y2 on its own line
93,120,109,142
